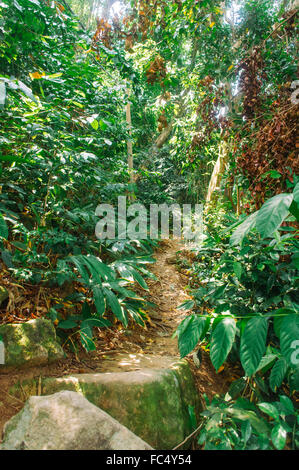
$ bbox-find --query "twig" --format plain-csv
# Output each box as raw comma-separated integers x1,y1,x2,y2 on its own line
3,390,25,405
37,376,42,396
262,9,298,44
172,422,205,450
4,239,26,253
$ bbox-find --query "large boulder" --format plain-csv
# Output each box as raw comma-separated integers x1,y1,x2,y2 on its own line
39,359,200,449
0,391,153,450
0,318,64,369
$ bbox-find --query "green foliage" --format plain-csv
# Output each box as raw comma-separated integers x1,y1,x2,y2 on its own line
0,213,8,239
240,316,268,377
174,314,209,358
210,317,236,371
0,0,161,352
230,183,299,245
177,186,298,448
198,393,299,450
177,184,298,380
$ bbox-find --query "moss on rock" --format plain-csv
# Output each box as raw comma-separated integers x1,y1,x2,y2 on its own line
0,319,64,369
40,359,201,449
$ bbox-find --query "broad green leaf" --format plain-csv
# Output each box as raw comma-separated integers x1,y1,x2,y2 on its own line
99,120,108,130
103,288,128,326
271,424,287,450
273,308,295,337
225,407,270,434
177,299,195,310
240,316,268,376
269,358,288,391
79,324,96,352
69,256,90,284
256,193,293,239
174,315,193,338
91,119,99,130
130,267,148,290
43,73,63,80
233,261,242,280
1,249,13,268
210,317,236,371
177,315,209,358
81,317,110,329
289,200,299,222
280,314,299,366
258,402,280,421
241,420,252,447
13,1,23,11
79,302,90,320
0,214,8,239
0,154,34,163
230,211,258,246
256,353,277,373
188,405,197,430
58,319,77,329
279,395,294,414
87,116,99,130
72,101,84,108
84,255,114,281
293,182,299,204
291,251,299,269
127,308,145,327
92,285,105,316
289,367,299,392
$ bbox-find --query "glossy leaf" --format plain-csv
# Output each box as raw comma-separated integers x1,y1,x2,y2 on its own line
240,316,268,376
210,317,236,371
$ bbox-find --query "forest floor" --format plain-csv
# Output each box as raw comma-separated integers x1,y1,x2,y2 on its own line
0,239,241,438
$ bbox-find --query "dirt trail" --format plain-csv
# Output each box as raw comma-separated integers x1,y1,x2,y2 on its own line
137,238,192,356
0,239,233,438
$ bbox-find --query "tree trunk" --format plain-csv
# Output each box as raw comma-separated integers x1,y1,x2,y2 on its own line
126,87,134,201
206,138,229,203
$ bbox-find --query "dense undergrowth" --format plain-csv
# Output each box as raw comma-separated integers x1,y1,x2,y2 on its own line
0,0,161,352
176,189,299,449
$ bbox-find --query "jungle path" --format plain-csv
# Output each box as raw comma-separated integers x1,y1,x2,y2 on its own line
0,239,232,438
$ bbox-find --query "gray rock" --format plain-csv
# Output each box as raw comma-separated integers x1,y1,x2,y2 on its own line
0,318,64,369
39,359,201,449
0,391,153,450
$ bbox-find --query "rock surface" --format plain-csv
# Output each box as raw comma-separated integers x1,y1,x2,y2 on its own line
39,359,200,449
0,318,64,369
0,391,153,450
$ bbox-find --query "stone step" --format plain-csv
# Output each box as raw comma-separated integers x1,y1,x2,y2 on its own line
10,358,201,449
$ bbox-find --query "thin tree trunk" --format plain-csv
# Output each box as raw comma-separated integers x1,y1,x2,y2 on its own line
126,88,134,201
206,138,229,203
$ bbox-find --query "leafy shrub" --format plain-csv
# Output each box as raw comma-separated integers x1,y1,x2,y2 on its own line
198,393,299,450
